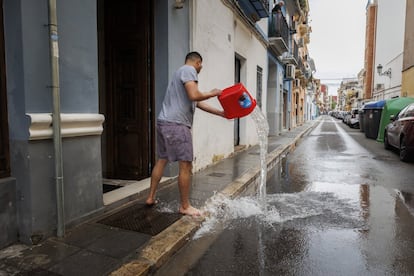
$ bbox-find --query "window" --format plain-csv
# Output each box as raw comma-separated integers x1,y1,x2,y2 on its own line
256,66,263,108
397,105,409,119
0,3,10,178
405,104,414,118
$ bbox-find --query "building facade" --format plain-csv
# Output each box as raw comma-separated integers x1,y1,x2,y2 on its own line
401,0,414,97
267,0,312,133
363,0,377,101
370,0,406,101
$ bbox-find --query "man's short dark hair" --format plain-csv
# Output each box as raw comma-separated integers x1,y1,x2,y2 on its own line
185,51,203,62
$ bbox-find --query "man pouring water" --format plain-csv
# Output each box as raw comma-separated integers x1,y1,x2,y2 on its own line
145,51,225,216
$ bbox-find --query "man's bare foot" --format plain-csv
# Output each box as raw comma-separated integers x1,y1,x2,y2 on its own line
145,198,158,207
179,205,202,217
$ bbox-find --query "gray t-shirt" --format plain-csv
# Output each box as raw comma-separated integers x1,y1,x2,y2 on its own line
158,65,198,127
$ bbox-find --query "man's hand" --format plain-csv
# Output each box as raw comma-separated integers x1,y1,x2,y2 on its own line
210,88,222,97
185,82,221,101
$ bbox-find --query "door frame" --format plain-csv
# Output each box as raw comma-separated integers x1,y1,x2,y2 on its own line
0,0,10,179
97,0,155,180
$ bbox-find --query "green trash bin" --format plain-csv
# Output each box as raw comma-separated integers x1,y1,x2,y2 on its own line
363,100,385,139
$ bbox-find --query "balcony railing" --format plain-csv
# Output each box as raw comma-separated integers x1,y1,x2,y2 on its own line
268,13,289,55
294,41,299,61
281,40,298,65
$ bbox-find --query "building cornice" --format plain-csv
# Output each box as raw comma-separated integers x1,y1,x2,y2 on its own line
27,113,105,140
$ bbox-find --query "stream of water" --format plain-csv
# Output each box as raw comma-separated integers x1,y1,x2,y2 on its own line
250,106,270,206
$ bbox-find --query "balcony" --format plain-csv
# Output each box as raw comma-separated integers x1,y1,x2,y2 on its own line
268,13,289,56
282,40,299,65
308,57,316,72
237,0,269,22
296,57,304,77
303,63,312,79
297,37,304,48
298,24,309,36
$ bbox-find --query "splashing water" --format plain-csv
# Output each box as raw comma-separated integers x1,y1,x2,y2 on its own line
194,193,264,239
194,107,271,239
194,190,363,240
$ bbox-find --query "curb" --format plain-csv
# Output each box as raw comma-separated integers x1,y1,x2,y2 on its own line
110,122,316,276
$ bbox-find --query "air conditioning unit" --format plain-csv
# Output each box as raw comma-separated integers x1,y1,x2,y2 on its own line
286,64,295,80
376,83,384,90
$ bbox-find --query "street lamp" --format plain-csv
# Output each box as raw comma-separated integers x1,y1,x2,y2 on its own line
377,64,391,78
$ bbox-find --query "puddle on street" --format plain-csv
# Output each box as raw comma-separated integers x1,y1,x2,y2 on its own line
158,119,414,275
186,158,414,275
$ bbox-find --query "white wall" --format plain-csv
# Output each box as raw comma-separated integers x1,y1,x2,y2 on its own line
190,0,268,171
190,0,233,171
233,18,268,146
373,0,405,99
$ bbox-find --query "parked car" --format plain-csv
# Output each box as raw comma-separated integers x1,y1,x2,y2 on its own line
341,109,359,128
349,116,359,128
342,111,351,124
384,103,414,161
348,109,360,128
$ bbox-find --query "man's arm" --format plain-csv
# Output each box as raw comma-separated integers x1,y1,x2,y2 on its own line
185,81,221,101
196,101,225,117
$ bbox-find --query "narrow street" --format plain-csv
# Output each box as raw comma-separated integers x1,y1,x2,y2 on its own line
156,115,414,276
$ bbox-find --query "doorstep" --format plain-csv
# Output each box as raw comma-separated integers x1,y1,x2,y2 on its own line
103,177,175,206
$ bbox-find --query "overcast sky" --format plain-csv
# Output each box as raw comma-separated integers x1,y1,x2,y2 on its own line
307,0,367,94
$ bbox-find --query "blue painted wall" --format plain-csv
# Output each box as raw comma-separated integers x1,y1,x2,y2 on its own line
3,0,101,244
1,0,191,245
154,0,190,176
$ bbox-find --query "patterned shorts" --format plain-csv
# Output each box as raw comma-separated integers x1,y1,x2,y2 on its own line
156,121,193,162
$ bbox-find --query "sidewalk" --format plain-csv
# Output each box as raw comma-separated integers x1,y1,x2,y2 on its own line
0,119,318,276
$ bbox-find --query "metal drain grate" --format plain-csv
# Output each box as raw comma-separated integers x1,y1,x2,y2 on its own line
207,172,226,177
98,204,182,236
372,155,394,161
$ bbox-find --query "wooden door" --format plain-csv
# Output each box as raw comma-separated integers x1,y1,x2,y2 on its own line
103,0,153,180
0,0,10,178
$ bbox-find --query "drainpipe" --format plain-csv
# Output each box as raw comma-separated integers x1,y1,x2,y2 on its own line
48,0,65,237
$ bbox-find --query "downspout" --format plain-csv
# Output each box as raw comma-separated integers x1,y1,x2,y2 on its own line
48,0,65,237
189,0,195,51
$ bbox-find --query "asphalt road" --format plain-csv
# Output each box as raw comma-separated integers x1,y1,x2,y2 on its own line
155,115,414,276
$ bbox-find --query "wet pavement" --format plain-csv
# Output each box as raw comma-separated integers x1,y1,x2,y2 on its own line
156,116,414,275
0,118,317,275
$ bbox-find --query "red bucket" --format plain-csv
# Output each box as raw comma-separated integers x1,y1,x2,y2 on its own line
218,83,257,119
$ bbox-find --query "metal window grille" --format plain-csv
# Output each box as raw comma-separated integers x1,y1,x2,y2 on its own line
256,66,263,108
